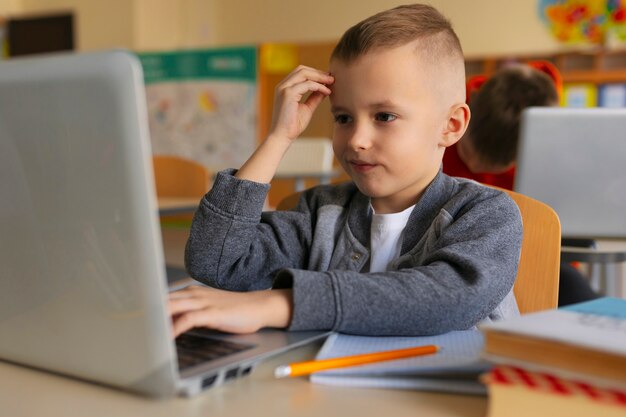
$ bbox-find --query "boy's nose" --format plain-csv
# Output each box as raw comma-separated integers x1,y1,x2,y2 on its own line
347,124,373,151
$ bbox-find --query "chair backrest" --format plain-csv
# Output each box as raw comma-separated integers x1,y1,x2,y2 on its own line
277,187,561,314
152,155,211,198
276,190,302,211
498,188,561,313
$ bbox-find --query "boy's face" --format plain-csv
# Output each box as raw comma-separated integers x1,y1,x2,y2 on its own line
330,42,465,213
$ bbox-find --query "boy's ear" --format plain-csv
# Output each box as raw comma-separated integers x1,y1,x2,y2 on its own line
440,102,470,148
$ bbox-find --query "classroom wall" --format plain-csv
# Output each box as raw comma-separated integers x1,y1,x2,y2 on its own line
3,0,565,57
18,0,134,51
3,0,217,52
0,0,20,14
209,0,563,57
133,0,218,51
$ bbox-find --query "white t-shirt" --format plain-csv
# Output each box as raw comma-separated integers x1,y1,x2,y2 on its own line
369,204,415,273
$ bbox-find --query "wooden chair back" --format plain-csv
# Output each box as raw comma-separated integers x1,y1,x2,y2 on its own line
276,190,302,211
153,155,211,198
498,188,561,313
277,187,561,314
153,155,211,225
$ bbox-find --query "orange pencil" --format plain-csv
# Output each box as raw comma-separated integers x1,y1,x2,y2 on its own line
274,344,439,378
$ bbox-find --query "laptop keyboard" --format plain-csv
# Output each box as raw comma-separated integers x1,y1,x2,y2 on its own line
175,329,255,371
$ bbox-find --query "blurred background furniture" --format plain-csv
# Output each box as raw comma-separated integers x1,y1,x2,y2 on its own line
274,138,341,192
515,108,626,298
153,154,212,285
153,154,212,218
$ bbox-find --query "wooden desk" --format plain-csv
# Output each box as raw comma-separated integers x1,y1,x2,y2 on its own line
157,197,201,216
561,240,626,264
562,239,626,298
0,342,487,417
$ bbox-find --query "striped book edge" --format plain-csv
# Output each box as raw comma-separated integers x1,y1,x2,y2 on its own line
484,365,626,408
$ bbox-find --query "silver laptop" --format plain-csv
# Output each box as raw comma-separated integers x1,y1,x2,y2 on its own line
515,107,626,238
0,50,328,397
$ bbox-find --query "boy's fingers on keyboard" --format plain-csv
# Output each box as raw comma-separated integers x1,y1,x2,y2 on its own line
168,287,283,335
172,311,205,337
171,308,224,337
172,307,262,336
168,297,207,315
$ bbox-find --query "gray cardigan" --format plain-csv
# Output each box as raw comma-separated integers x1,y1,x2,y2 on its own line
185,169,522,336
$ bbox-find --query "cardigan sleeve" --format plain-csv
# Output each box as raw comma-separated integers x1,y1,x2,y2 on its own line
185,169,315,291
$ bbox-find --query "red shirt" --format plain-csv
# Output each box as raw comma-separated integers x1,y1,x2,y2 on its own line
442,143,516,191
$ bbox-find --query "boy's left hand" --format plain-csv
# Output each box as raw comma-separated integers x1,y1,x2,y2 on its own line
168,286,293,337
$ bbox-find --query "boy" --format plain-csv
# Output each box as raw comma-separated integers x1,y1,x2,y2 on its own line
169,4,522,337
443,64,599,306
443,64,559,190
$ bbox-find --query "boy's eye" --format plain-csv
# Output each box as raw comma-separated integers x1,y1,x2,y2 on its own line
334,114,352,124
374,112,397,122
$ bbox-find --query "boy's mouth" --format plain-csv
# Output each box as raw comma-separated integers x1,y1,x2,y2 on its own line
349,160,377,172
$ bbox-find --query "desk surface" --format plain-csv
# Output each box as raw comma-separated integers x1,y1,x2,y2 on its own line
562,239,626,263
0,342,487,417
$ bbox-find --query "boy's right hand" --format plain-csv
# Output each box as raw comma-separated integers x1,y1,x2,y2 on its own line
235,66,333,184
270,65,334,141
168,286,293,337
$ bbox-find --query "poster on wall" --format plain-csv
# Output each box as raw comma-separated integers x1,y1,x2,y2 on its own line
137,47,257,171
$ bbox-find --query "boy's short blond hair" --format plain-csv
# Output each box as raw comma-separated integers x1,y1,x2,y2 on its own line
331,4,466,103
332,4,462,61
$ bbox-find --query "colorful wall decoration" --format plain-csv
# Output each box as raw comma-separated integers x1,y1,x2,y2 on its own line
137,47,257,171
539,0,626,45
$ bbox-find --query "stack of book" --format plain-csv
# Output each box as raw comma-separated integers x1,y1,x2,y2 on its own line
480,297,626,417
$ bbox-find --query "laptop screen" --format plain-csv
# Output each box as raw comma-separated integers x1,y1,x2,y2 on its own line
0,51,330,398
515,107,626,239
0,51,179,396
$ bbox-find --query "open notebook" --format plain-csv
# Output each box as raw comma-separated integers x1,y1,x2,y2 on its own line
310,330,489,394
